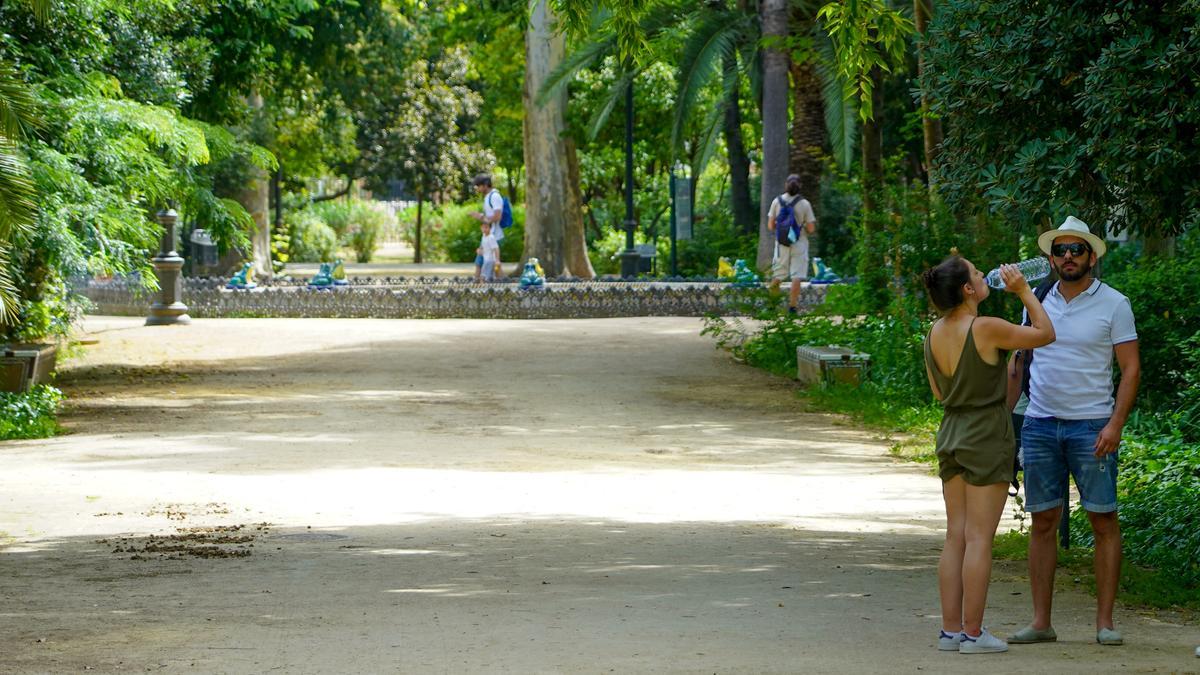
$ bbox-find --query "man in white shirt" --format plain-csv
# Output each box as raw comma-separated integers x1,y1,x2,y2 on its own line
1010,216,1140,648
766,174,817,315
471,174,506,280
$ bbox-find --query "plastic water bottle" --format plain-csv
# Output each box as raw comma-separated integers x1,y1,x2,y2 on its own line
986,257,1050,289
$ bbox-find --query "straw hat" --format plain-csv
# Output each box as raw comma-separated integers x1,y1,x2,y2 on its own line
1037,216,1106,258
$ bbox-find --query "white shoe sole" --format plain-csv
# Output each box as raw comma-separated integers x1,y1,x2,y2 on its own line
960,643,1009,654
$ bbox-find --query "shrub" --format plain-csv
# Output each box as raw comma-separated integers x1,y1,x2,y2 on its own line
1103,233,1200,439
1069,424,1200,589
399,201,525,263
287,211,338,263
587,227,631,276
310,200,395,263
670,202,757,278
0,385,63,440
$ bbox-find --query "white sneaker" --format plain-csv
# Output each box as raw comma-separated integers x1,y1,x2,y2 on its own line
938,630,965,651
960,628,1009,654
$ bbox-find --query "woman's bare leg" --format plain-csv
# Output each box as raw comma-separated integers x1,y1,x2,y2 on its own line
939,475,967,634
961,481,1009,635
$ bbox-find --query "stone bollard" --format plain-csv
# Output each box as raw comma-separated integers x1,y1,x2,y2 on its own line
146,209,191,326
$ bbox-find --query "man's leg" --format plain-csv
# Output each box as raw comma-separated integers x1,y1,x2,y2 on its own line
787,244,808,311
1088,511,1121,631
1028,507,1061,631
769,243,787,296
788,278,802,310
1017,416,1069,635
1066,418,1122,634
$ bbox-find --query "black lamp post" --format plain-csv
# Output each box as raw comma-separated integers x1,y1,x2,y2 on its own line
618,77,640,279
145,208,191,326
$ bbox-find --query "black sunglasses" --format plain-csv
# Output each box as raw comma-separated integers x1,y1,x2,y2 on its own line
1051,242,1091,257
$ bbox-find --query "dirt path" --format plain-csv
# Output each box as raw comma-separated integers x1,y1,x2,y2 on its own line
1,317,1196,674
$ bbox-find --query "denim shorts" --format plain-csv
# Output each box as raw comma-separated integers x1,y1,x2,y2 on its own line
475,254,484,267
1020,416,1118,513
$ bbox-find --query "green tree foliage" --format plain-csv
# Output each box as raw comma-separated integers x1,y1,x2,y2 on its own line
924,0,1200,238
0,384,61,440
385,48,492,262
0,0,281,339
818,0,913,124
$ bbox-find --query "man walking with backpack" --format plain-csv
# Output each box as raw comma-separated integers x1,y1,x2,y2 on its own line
471,174,513,280
766,174,817,314
1009,216,1140,648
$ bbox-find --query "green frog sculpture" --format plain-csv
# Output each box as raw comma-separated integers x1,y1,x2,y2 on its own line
520,257,545,289
731,259,760,288
330,259,350,286
809,257,842,284
308,262,335,289
226,262,257,290
308,259,350,289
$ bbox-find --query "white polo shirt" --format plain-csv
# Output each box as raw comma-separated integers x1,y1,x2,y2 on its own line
1025,279,1138,420
484,189,505,241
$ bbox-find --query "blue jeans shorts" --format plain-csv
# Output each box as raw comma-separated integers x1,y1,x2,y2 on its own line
1020,416,1118,513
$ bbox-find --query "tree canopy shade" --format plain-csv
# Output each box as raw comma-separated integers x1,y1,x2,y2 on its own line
924,0,1200,239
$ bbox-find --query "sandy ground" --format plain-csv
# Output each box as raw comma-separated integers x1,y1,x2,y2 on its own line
1,316,1196,674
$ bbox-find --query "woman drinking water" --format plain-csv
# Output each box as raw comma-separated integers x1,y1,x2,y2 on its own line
922,256,1055,653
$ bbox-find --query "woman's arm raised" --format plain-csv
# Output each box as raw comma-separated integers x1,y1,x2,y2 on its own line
978,264,1055,352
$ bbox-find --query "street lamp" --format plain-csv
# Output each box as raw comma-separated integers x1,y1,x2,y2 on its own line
145,208,191,326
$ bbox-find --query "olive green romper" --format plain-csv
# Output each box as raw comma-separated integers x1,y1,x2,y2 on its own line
923,320,1015,486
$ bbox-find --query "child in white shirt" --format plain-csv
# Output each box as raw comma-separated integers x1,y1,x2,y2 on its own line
478,221,501,281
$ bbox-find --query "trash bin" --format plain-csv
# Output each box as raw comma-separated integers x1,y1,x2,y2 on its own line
189,228,218,268
634,243,657,275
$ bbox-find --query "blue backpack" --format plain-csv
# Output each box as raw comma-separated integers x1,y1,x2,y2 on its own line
775,195,803,246
492,190,514,229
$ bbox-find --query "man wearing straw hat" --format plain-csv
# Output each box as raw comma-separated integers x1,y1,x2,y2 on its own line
1011,216,1140,648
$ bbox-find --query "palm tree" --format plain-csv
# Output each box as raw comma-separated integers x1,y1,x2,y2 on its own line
668,1,759,233
757,0,788,268
0,55,42,325
0,0,51,325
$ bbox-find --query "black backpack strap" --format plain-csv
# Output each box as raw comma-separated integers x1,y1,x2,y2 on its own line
1018,279,1055,397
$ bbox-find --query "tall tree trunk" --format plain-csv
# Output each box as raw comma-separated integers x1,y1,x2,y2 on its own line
723,56,756,236
861,67,885,210
563,137,596,278
859,66,888,310
789,13,826,215
757,0,790,270
523,0,590,277
914,0,943,183
414,196,423,264
238,91,273,280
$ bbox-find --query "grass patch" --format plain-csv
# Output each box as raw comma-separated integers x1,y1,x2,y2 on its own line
993,530,1200,614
